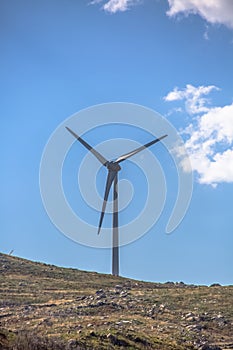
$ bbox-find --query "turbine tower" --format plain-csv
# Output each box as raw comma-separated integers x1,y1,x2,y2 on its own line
66,126,167,276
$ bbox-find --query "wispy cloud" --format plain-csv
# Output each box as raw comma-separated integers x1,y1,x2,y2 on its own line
167,0,233,29
90,0,139,13
164,84,220,115
165,85,233,186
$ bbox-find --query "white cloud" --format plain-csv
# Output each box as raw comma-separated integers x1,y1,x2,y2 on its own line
183,105,233,186
164,84,219,115
165,85,233,186
90,0,233,27
104,0,130,12
90,0,138,13
167,0,233,29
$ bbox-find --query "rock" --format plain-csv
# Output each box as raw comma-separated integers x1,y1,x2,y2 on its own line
96,301,105,306
199,313,210,321
211,313,228,327
173,281,188,288
114,285,124,294
115,285,123,290
201,345,222,350
89,331,96,337
95,289,104,295
24,305,35,312
148,304,157,317
19,282,26,287
120,291,128,297
186,324,203,332
116,320,131,326
158,304,166,313
209,283,221,287
96,293,106,300
164,281,175,287
186,316,195,322
183,312,201,322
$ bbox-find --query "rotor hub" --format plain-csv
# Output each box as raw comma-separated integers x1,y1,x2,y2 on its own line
107,161,121,172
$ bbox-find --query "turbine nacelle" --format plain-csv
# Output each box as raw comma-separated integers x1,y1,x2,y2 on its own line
106,161,121,172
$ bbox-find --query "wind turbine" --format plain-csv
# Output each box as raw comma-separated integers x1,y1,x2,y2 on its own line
66,126,167,276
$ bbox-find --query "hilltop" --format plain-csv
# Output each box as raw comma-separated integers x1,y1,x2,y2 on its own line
0,253,232,350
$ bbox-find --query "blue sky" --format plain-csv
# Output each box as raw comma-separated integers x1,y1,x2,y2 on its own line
1,0,233,285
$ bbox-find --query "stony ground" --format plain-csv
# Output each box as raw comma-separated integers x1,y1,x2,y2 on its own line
0,253,232,350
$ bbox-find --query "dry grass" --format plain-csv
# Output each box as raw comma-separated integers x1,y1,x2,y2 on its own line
0,253,232,350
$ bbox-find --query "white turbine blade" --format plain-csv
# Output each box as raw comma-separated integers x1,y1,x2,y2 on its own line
116,134,167,163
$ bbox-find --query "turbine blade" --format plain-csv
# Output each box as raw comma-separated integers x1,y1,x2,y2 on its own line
98,170,117,235
115,134,167,163
66,127,109,166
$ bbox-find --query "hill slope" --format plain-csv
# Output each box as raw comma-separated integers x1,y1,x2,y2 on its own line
0,253,232,350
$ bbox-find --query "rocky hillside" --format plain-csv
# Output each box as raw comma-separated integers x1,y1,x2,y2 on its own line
0,253,232,350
